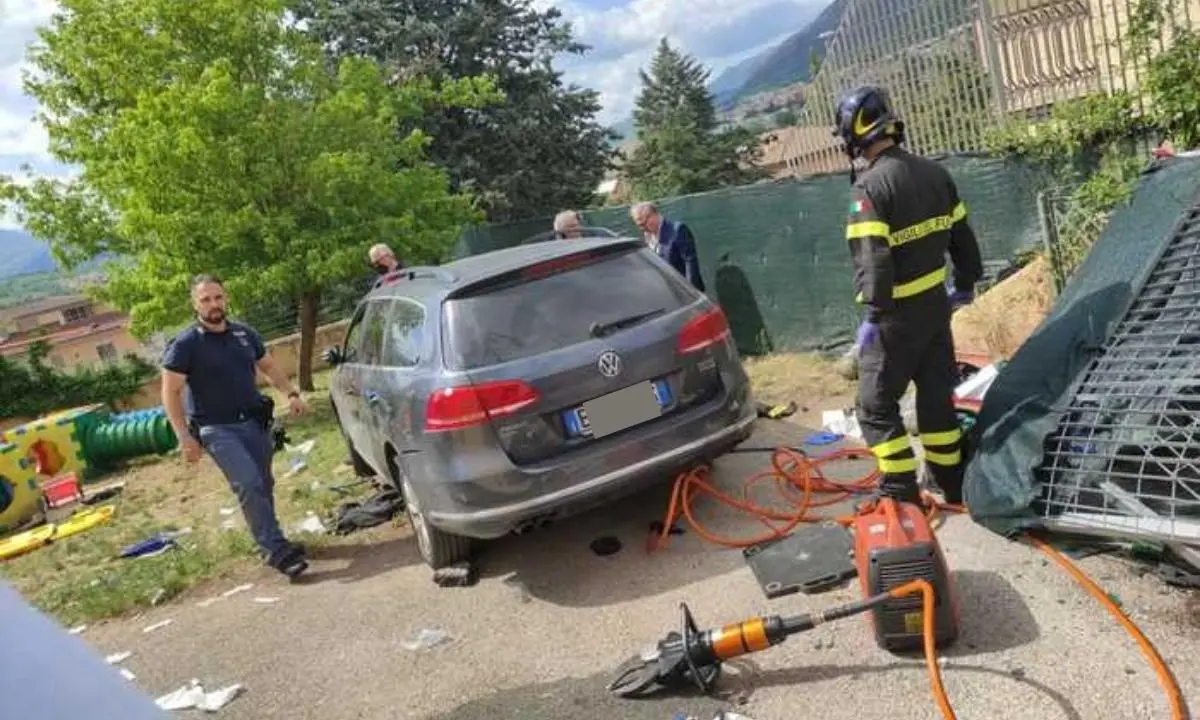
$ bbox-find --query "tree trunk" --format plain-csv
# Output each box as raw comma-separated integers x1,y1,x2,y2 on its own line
297,290,321,392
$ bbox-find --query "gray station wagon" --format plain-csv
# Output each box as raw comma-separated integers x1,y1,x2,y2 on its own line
326,234,756,568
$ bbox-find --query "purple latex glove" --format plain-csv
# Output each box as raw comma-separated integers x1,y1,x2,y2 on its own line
856,321,880,349
949,289,975,310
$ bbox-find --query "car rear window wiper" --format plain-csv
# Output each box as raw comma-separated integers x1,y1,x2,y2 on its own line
589,308,667,338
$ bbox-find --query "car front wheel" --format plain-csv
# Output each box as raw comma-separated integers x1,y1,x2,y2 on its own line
391,463,472,570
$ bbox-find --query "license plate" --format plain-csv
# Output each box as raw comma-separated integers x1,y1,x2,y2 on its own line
564,380,671,439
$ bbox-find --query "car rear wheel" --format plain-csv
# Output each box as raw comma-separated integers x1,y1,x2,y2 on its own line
389,459,472,570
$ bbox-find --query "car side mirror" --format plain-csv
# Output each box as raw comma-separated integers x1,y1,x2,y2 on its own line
322,346,345,366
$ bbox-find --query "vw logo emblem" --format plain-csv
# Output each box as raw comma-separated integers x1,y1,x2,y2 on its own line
597,350,622,378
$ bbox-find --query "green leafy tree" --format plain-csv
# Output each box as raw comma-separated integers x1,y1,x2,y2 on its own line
775,109,799,129
625,39,766,200
0,0,499,391
291,0,619,223
1129,0,1200,149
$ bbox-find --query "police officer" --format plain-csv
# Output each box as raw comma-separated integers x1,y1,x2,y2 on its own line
833,86,984,505
161,274,311,579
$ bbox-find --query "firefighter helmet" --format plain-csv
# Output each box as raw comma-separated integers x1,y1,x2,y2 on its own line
832,86,906,159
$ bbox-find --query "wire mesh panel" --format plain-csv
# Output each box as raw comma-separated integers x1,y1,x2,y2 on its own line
1037,199,1200,547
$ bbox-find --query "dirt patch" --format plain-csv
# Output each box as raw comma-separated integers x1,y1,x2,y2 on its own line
952,255,1055,362
743,352,857,428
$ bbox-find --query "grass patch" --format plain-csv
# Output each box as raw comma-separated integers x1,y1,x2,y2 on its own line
0,369,368,626
744,352,856,406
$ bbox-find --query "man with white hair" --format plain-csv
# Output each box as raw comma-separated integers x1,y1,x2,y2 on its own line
367,243,403,289
631,201,705,292
553,209,583,239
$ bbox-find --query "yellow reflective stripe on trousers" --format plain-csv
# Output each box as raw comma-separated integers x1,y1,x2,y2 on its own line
924,449,962,466
878,456,920,474
871,436,911,459
846,221,891,240
920,429,962,447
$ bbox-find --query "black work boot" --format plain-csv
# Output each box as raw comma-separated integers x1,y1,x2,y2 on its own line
926,465,965,505
269,545,309,580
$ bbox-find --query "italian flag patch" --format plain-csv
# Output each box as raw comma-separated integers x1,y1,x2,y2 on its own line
850,198,871,215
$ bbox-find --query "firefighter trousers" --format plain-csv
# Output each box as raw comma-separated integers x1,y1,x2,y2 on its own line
856,298,964,504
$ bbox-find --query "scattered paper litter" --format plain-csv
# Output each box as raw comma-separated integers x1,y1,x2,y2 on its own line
218,507,237,517
220,583,254,599
119,668,137,681
293,513,326,534
252,596,280,604
821,409,863,441
105,651,133,665
142,619,174,634
403,627,452,651
155,679,244,712
67,624,87,635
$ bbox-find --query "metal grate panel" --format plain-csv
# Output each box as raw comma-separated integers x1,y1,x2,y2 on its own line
1037,202,1200,553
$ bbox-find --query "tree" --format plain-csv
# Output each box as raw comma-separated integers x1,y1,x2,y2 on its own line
0,0,498,391
775,109,799,129
291,0,619,223
624,39,765,201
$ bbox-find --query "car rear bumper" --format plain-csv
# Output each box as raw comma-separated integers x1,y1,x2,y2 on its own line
424,408,756,539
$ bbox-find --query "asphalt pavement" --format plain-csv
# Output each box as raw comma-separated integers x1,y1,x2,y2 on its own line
80,422,1199,720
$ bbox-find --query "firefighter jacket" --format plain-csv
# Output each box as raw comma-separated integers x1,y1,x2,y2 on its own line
845,146,984,323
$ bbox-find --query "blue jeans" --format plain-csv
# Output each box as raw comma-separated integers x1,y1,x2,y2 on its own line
198,419,289,565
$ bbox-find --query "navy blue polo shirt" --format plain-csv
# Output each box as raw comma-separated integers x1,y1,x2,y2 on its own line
161,321,267,425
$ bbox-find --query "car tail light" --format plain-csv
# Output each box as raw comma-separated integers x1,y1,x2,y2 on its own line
425,380,540,432
677,306,731,354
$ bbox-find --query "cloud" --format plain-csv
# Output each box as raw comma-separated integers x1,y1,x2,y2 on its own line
553,0,828,125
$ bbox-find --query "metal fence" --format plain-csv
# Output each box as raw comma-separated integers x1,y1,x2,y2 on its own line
777,0,1200,177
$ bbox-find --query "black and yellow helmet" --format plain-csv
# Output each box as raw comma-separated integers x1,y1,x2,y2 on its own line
832,85,906,159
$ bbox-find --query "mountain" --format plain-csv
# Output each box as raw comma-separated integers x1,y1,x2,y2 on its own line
730,0,847,102
0,229,57,278
710,54,767,109
611,0,846,141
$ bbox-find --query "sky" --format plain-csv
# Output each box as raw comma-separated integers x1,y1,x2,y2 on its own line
0,0,827,229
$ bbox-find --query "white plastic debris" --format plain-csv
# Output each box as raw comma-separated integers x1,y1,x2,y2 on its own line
67,624,87,635
197,597,220,608
220,583,254,599
155,679,244,712
218,507,237,517
119,668,137,681
252,596,280,604
403,628,452,651
142,619,174,634
954,363,1000,403
105,651,133,665
821,409,863,441
151,588,167,606
294,513,326,535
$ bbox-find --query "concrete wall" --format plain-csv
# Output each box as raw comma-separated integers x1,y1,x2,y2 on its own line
113,318,352,411
0,319,354,429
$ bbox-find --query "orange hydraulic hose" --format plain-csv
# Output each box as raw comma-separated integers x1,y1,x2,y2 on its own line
650,451,1188,719
650,447,942,552
889,579,957,720
1028,536,1189,720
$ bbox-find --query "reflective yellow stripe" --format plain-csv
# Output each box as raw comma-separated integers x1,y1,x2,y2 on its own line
871,436,912,459
889,216,953,247
920,429,962,447
924,449,962,466
878,456,919,474
893,266,947,299
846,221,891,240
887,203,967,248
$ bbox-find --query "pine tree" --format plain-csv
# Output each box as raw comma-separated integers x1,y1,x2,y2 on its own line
625,39,765,201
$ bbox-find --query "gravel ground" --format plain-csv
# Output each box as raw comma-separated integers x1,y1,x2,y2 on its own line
77,422,1199,720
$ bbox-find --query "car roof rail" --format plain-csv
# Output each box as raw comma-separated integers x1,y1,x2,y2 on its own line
380,266,458,286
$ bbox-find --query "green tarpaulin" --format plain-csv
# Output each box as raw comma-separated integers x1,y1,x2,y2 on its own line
963,155,1200,536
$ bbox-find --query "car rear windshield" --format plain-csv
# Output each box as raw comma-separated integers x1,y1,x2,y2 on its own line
442,247,696,370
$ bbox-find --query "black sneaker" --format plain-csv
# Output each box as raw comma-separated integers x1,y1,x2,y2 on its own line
270,545,309,580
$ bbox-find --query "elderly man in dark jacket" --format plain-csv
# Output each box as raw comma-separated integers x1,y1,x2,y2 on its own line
630,202,706,292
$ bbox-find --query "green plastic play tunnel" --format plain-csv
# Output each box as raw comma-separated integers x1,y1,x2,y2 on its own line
85,415,179,465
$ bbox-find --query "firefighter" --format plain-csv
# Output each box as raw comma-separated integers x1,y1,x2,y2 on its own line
833,86,984,505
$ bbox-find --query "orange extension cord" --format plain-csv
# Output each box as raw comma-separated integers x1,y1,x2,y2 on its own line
648,447,1189,720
